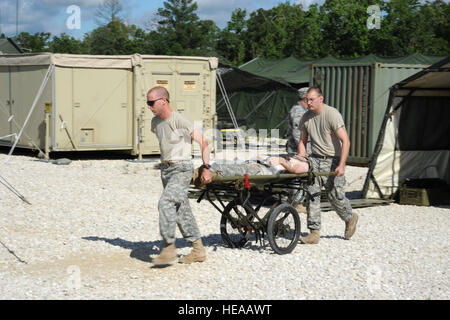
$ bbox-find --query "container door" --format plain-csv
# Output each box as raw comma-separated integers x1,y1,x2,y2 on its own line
137,58,216,156
72,68,132,149
0,66,12,143
139,60,176,154
10,66,51,150
312,65,372,164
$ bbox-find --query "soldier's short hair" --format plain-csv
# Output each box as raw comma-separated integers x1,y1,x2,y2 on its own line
307,86,323,97
149,86,170,101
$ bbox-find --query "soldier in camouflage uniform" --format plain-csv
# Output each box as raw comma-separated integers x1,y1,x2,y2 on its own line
286,87,311,213
298,87,359,244
192,156,309,187
147,86,212,266
286,87,311,155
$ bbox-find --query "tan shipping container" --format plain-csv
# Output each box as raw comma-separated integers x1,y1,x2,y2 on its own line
0,53,217,157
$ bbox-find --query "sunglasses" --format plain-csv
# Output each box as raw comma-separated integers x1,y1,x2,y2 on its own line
146,97,165,106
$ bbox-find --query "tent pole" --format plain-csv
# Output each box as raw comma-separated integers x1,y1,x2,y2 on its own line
243,91,275,120
0,174,31,205
216,72,239,129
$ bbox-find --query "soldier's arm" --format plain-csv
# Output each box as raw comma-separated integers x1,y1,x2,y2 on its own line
335,127,350,177
298,132,308,157
191,129,211,184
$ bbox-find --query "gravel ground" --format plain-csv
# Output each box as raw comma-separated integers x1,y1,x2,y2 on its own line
0,146,449,300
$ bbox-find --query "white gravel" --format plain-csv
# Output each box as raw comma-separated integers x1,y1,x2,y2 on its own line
0,146,448,300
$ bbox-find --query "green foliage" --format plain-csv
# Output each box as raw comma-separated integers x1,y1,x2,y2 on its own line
154,0,219,56
15,32,51,53
49,33,84,54
216,8,248,65
15,0,449,60
321,0,375,57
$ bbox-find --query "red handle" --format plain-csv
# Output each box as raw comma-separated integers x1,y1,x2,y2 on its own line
244,174,251,190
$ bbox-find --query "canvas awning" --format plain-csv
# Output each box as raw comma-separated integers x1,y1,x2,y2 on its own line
362,55,450,199
0,53,219,70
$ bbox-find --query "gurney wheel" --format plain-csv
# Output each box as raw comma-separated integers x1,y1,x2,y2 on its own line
267,204,301,255
220,200,255,249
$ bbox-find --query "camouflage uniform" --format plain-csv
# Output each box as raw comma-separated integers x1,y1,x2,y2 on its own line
286,102,308,154
210,160,278,177
306,156,353,230
159,161,201,244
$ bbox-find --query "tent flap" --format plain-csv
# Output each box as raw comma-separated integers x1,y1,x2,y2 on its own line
363,55,450,200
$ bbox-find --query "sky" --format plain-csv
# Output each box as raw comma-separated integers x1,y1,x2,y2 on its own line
0,0,325,39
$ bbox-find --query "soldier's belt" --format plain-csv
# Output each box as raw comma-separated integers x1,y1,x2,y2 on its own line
160,160,191,169
310,154,339,160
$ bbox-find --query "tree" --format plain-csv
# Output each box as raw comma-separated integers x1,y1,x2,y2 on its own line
216,8,248,65
370,0,422,56
15,32,51,53
245,3,314,60
296,4,327,59
153,0,217,56
95,0,125,25
321,0,379,57
84,19,131,55
414,0,450,55
49,33,84,54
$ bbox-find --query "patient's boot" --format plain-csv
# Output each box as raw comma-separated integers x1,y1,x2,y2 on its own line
191,168,201,187
153,242,177,266
179,239,206,264
300,229,320,244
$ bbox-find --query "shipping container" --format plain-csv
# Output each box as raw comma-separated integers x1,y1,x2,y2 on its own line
310,63,430,165
0,53,217,158
134,55,217,156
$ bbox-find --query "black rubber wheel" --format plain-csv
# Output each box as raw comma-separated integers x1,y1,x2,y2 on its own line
220,200,255,249
267,204,301,254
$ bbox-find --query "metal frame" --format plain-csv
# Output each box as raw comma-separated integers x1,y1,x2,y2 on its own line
188,171,334,254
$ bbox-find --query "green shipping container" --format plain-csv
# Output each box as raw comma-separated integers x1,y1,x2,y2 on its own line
310,63,430,165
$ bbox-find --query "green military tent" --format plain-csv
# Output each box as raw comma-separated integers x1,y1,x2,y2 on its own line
239,53,446,85
217,53,447,153
216,63,298,139
0,38,24,54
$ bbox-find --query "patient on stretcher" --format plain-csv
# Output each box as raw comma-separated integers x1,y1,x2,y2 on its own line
191,156,309,187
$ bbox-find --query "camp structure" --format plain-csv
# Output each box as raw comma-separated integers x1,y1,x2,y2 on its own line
0,53,217,158
216,63,298,139
0,38,24,54
236,53,445,164
362,55,450,205
309,54,447,165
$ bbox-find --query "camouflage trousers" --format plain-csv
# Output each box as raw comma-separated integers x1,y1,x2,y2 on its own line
306,157,353,230
159,161,201,244
210,161,274,176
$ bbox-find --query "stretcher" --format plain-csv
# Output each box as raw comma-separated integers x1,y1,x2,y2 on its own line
188,171,336,254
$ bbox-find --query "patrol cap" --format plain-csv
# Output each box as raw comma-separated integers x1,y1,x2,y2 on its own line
298,87,309,99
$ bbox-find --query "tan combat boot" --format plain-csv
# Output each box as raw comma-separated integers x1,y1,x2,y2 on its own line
179,239,206,264
299,229,320,244
153,242,177,266
344,213,359,240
